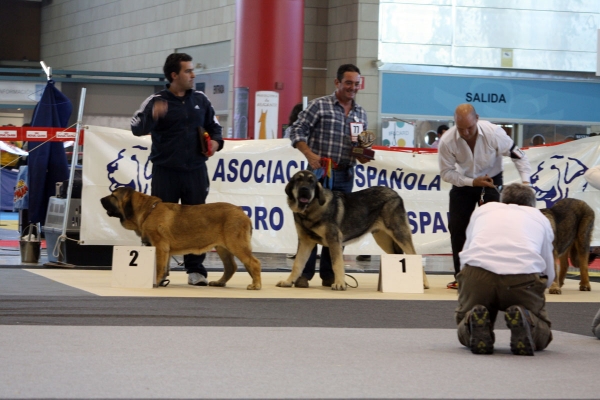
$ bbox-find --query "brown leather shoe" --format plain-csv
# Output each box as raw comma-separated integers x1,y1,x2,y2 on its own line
294,276,309,288
321,278,334,287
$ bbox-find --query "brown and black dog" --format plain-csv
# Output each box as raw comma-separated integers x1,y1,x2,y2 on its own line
541,198,595,294
277,170,428,291
101,187,262,289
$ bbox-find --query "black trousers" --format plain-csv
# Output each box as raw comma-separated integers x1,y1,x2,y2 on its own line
448,173,502,276
151,163,210,276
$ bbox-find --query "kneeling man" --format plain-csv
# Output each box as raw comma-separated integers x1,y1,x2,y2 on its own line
455,183,555,356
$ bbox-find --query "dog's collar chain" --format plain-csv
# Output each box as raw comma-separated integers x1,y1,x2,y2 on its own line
140,200,161,226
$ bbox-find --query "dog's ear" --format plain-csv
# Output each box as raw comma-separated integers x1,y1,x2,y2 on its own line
123,191,135,221
285,177,295,200
315,181,326,205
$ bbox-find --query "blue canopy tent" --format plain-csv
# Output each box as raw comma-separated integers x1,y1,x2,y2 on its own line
28,80,72,225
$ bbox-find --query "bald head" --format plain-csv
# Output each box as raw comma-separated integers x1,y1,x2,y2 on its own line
454,103,479,141
455,104,477,120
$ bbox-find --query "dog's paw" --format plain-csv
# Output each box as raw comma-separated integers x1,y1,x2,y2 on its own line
579,284,591,292
276,280,293,287
549,286,562,295
155,275,169,287
247,283,261,290
331,282,347,291
208,280,226,287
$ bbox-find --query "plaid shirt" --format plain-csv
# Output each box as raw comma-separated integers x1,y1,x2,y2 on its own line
289,92,368,167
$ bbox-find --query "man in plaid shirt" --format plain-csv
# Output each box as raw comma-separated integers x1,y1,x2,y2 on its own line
289,63,371,288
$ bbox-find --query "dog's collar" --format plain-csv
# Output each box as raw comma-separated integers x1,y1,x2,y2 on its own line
140,201,161,226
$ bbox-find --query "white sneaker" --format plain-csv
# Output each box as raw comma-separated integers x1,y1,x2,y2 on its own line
188,272,208,286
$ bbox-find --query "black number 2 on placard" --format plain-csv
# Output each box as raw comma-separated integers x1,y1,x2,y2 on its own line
129,250,139,266
399,258,406,273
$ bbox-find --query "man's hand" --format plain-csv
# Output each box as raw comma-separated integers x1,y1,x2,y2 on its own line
295,142,322,169
306,151,322,169
152,100,168,121
206,140,219,157
473,174,496,188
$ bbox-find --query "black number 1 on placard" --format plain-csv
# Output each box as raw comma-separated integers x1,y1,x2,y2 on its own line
129,250,139,266
399,258,406,273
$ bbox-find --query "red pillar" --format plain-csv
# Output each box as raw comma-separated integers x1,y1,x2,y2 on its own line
234,0,304,139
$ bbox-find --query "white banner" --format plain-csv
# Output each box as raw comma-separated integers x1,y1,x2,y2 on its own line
81,125,600,253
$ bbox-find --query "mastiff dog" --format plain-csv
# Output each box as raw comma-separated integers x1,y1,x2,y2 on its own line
277,170,429,290
101,187,262,289
541,198,595,294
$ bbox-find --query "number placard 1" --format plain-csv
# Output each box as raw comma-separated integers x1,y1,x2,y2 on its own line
111,246,156,288
378,254,424,294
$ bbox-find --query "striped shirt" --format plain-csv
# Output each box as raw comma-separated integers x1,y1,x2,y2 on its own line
289,93,368,167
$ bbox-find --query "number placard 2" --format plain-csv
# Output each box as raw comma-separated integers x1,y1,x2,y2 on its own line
111,246,156,288
378,254,424,294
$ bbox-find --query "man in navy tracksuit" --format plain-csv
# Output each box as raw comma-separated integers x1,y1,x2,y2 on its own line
131,53,223,286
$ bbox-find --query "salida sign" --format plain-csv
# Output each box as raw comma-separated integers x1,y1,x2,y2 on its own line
466,92,507,103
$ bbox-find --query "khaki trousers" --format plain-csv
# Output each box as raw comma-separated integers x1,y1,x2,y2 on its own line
455,265,553,350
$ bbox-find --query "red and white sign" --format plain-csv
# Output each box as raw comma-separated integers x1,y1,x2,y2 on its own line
0,129,18,139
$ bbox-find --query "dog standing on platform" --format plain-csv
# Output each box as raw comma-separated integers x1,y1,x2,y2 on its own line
540,198,595,294
101,187,262,289
278,170,429,290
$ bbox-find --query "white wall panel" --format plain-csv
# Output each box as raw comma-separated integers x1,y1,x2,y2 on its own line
380,0,600,72
40,0,236,72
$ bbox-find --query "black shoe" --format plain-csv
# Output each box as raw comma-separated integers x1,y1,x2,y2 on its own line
469,305,494,355
294,276,309,288
505,305,535,356
321,277,334,287
356,255,371,261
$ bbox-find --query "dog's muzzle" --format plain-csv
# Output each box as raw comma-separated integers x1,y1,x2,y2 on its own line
297,187,313,206
100,197,120,218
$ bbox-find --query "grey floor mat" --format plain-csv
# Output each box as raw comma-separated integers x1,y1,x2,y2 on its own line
0,326,598,400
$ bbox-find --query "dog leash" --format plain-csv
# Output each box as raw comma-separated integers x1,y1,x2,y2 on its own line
345,274,358,288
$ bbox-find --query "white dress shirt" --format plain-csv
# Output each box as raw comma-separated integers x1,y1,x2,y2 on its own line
438,120,531,187
584,165,600,190
459,202,555,287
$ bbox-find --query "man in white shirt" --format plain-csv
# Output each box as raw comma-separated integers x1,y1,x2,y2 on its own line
438,104,531,289
455,183,555,356
585,164,600,339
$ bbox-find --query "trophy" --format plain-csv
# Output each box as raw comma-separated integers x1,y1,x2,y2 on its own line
350,130,375,160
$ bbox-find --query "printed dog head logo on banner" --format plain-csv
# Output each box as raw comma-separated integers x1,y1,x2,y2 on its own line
106,145,152,193
531,155,589,208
